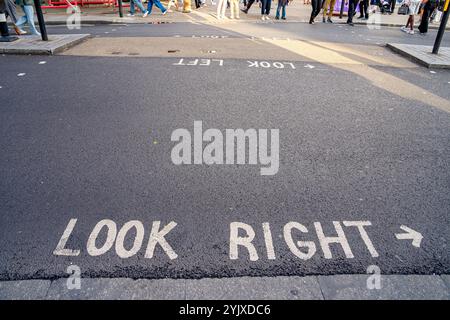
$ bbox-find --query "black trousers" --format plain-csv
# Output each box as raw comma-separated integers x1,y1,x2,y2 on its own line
418,3,436,34
310,0,322,22
246,0,256,10
347,0,360,23
389,0,396,13
359,0,369,18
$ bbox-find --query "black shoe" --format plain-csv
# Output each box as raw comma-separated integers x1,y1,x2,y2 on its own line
281,17,286,20
327,18,333,23
241,8,248,14
357,15,364,19
323,17,326,23
347,21,354,26
275,16,280,19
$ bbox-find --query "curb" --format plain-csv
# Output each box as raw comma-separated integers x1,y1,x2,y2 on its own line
1,274,449,300
0,34,91,55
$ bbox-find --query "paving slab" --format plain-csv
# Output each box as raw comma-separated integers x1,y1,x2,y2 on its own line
0,280,51,300
46,278,134,299
45,278,186,299
318,275,449,300
387,43,450,68
185,276,323,300
0,34,90,55
440,275,450,291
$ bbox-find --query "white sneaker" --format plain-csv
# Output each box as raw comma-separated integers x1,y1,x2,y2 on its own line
408,30,414,35
261,15,266,20
162,10,167,15
400,26,407,32
143,11,149,17
265,15,270,20
127,13,135,17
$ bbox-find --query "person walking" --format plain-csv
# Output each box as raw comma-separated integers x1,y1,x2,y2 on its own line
389,0,396,13
4,0,25,35
127,0,149,16
309,0,321,23
14,0,40,36
144,0,167,16
167,0,180,11
400,0,420,34
358,0,369,19
322,0,336,22
182,0,192,12
229,0,239,18
347,0,360,25
418,0,437,34
261,0,272,19
217,0,227,18
275,0,289,19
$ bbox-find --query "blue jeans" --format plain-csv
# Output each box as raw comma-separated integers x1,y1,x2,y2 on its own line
15,5,40,35
261,0,271,15
147,0,167,13
130,0,147,14
276,4,286,18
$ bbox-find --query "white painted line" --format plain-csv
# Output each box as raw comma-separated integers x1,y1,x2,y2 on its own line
430,70,436,74
38,61,46,65
395,225,423,248
17,73,26,77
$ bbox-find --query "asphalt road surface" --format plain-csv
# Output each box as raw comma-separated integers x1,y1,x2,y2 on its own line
0,21,449,281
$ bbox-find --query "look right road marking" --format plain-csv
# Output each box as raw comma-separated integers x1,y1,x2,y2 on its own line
52,218,423,263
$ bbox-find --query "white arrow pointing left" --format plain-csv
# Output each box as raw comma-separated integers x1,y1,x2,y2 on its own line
395,225,423,248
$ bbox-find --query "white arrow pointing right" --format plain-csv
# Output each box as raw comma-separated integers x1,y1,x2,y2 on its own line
395,225,423,248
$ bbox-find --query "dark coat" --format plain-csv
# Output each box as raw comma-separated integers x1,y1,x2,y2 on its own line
15,0,35,6
5,0,18,23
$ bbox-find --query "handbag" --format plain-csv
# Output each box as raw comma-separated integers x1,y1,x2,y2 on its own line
398,3,409,14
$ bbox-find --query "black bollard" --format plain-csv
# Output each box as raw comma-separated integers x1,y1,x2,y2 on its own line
33,0,48,41
432,0,449,54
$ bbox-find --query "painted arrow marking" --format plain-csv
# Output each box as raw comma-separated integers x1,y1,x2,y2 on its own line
304,64,315,69
395,225,423,248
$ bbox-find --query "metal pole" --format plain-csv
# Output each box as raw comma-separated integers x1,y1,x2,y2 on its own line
432,0,449,54
118,0,124,18
33,0,48,41
339,0,345,19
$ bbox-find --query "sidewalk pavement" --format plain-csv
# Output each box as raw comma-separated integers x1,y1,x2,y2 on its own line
387,43,450,68
20,2,449,29
1,274,449,300
0,34,90,55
